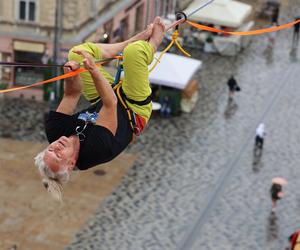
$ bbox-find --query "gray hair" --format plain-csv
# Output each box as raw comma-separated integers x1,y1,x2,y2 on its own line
34,149,71,201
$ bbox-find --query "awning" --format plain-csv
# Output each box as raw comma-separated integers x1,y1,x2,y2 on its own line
184,0,253,28
149,52,202,90
13,41,45,53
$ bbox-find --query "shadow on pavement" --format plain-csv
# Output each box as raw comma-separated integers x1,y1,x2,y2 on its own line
267,211,279,242
224,98,239,119
252,145,263,172
290,46,298,62
263,44,274,65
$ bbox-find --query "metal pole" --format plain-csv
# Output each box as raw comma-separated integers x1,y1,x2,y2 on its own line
50,0,59,110
51,0,63,109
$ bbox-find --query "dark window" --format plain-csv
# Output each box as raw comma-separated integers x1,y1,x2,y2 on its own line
19,1,26,20
135,4,144,32
18,0,36,22
29,2,35,21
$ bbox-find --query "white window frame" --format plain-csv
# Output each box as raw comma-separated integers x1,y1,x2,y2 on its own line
15,0,39,23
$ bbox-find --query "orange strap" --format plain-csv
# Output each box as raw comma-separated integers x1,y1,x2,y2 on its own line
0,68,87,93
186,19,300,36
0,57,122,94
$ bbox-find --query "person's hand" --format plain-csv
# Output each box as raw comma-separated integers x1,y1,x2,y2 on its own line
73,49,97,71
63,60,82,93
63,60,80,74
278,191,284,198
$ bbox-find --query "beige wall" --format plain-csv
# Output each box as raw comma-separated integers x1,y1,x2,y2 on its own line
0,0,177,57
0,1,15,23
0,0,107,31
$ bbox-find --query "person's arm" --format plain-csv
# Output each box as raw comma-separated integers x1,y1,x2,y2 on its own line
56,61,82,115
73,50,118,135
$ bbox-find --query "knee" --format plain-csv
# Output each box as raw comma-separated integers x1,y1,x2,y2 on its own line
124,41,154,65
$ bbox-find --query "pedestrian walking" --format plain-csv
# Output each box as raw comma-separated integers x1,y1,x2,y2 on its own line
292,17,300,48
288,230,300,250
270,177,287,212
227,75,240,99
271,6,279,25
255,123,266,150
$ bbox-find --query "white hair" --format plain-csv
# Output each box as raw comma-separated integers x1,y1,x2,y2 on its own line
34,149,71,202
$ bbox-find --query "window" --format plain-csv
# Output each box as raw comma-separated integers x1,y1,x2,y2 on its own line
135,4,144,32
17,0,37,22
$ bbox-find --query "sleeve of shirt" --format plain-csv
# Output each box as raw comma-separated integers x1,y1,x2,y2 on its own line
45,111,76,143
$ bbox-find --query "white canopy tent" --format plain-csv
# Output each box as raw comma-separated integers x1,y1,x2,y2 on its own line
184,0,253,28
148,52,202,90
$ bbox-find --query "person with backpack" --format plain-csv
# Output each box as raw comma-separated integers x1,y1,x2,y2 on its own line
226,75,240,99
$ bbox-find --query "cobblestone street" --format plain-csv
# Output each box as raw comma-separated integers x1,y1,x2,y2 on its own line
1,1,300,249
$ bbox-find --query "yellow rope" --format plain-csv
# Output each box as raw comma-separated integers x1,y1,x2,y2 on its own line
149,30,191,73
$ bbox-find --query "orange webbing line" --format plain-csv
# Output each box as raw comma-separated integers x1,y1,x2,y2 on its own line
0,68,87,93
186,19,300,36
0,56,123,94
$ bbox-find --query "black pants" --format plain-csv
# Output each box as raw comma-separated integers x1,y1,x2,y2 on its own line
255,135,264,149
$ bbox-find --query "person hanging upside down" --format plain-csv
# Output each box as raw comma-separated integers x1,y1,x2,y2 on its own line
34,17,166,200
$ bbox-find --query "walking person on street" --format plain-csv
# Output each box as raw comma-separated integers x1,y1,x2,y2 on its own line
271,5,280,25
227,75,240,99
292,17,300,48
255,123,266,150
288,230,300,250
270,177,287,212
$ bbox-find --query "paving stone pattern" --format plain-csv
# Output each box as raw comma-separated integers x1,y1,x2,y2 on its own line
1,1,300,249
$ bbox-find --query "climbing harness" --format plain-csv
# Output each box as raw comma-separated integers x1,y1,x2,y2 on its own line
88,54,150,137
111,55,151,136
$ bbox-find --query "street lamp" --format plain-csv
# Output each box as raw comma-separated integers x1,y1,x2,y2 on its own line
51,0,63,110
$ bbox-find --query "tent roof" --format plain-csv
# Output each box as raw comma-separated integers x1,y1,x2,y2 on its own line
148,52,202,90
184,0,253,28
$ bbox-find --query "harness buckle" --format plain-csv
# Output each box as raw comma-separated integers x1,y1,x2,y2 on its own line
78,111,98,124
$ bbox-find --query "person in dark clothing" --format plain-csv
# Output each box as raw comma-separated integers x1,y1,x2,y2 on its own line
227,75,240,98
271,6,280,25
293,17,300,47
288,230,300,250
270,183,284,212
34,17,166,201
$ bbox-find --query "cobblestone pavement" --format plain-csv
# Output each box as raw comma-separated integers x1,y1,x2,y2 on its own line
1,1,300,249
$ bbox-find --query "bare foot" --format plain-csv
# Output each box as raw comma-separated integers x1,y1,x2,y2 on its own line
149,16,165,51
131,24,153,42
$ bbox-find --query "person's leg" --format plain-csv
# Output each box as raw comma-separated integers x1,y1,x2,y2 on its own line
255,135,260,147
68,42,115,102
68,25,153,103
96,24,153,59
272,198,277,211
122,17,165,120
261,138,264,149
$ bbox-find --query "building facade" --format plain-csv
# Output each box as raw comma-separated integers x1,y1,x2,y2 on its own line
0,0,191,100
